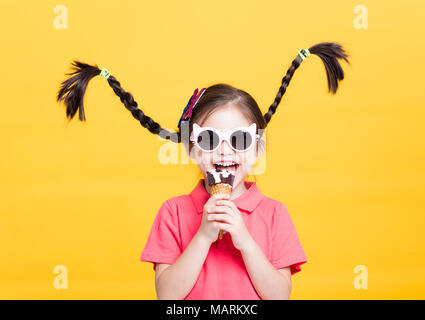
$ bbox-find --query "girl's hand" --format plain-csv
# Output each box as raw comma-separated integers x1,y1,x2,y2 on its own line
207,198,254,251
198,194,233,245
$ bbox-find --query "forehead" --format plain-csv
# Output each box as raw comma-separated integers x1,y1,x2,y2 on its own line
200,105,252,130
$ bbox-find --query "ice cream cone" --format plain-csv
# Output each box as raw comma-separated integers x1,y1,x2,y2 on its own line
206,169,235,240
210,184,232,239
210,183,232,196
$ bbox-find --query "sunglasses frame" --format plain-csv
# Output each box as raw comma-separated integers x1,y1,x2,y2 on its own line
189,123,260,152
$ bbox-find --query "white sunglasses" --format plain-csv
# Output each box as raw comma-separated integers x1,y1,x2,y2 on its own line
189,123,260,152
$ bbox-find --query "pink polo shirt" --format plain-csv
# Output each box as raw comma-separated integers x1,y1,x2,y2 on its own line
140,179,307,300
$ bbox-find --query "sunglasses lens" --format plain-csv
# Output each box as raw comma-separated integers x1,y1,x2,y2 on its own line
230,130,252,151
197,130,220,151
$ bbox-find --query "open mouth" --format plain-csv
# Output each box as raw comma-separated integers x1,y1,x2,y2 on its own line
214,163,239,173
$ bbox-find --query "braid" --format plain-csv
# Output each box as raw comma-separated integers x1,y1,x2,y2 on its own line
264,57,301,124
264,42,350,125
56,60,180,143
106,77,179,142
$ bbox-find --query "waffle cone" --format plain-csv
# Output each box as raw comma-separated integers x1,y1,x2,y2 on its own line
210,183,232,239
210,184,232,196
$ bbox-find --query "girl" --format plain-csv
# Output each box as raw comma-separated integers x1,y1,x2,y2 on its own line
57,42,349,300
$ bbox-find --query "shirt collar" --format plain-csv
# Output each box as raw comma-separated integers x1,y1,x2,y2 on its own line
189,179,264,214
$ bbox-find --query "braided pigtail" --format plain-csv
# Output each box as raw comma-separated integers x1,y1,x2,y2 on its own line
56,60,180,142
264,42,350,125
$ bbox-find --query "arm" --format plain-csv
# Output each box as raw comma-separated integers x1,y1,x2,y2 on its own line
155,231,211,300
240,236,292,300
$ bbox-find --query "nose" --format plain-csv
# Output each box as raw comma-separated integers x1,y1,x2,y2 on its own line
218,138,234,155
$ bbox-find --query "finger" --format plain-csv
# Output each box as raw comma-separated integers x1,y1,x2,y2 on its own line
210,193,231,200
213,222,231,232
218,200,240,215
205,204,216,213
206,194,230,209
206,204,229,213
210,205,233,215
208,213,233,224
214,199,236,208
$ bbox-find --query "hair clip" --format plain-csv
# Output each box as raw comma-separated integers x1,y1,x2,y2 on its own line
99,68,111,80
178,88,207,128
299,48,311,60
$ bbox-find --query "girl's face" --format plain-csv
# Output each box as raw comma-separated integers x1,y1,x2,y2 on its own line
189,105,265,195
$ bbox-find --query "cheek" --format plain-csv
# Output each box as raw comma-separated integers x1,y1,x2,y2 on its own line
238,149,257,170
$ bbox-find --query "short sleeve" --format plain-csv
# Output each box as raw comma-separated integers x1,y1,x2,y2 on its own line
270,203,307,275
140,200,182,271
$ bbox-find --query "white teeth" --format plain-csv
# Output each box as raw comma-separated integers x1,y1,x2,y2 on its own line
215,163,237,167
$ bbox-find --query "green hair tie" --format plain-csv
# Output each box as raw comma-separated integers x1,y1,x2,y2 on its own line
299,48,310,60
99,68,111,80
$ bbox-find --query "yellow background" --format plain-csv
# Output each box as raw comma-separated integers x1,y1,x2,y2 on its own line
1,0,424,299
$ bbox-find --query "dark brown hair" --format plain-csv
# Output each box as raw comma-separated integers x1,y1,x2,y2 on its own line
57,42,349,147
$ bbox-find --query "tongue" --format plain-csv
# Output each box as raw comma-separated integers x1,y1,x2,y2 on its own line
217,165,237,172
